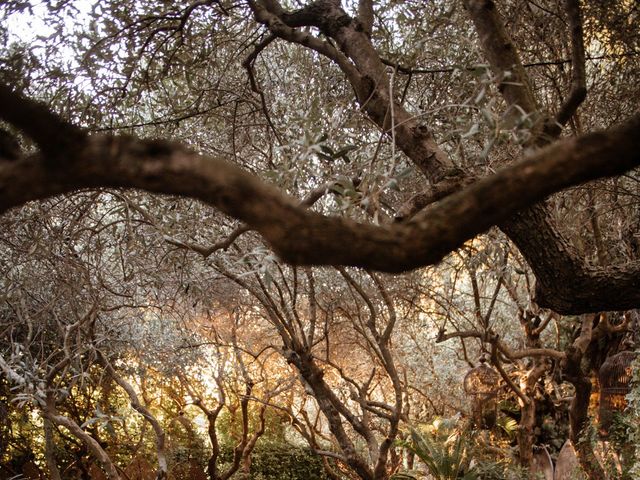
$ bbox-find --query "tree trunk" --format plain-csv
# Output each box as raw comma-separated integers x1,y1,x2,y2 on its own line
569,373,607,480
43,416,62,480
518,400,536,469
47,412,122,480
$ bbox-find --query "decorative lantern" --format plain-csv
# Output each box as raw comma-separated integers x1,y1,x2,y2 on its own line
598,350,636,435
464,357,500,428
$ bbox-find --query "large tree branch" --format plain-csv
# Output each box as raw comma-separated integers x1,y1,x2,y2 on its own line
461,1,638,313
0,85,86,158
3,115,637,272
248,0,362,88
1,87,639,313
501,207,640,313
254,0,455,182
152,179,358,257
463,0,539,120
394,173,474,221
250,0,639,318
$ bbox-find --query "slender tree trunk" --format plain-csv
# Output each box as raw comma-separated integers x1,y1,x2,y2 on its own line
100,355,168,480
569,377,606,480
43,416,62,480
45,409,122,480
517,399,536,469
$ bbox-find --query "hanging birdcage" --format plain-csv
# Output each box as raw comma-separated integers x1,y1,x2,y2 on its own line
598,350,636,435
464,358,500,428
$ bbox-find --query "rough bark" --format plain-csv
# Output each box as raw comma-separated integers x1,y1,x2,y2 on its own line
1,0,640,318
0,99,637,303
561,316,608,480
287,350,376,480
463,0,539,117
566,366,605,480
43,416,63,480
253,0,455,182
501,205,640,313
518,399,536,469
461,0,634,315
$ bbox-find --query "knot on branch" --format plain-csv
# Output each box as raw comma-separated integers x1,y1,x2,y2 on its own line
282,348,301,367
412,124,433,140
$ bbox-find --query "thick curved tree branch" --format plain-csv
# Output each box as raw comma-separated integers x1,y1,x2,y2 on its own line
248,0,362,87
0,87,639,313
461,0,639,313
501,197,640,314
253,0,455,182
0,86,86,158
394,173,474,221
245,0,640,316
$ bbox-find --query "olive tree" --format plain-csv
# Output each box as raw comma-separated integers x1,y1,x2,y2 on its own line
0,0,637,315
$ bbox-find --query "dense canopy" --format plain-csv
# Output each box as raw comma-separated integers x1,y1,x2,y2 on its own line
0,0,639,479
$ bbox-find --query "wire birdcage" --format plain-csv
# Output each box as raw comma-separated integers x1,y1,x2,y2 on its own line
464,358,500,428
598,350,636,435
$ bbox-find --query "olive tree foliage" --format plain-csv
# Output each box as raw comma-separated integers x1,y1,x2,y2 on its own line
86,167,481,480
0,0,637,315
0,0,639,477
0,192,238,479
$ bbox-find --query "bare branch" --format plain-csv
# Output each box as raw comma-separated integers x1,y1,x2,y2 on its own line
242,34,283,145
436,328,565,361
532,312,557,337
357,0,374,37
248,0,361,87
490,338,529,405
99,354,168,479
463,0,538,116
555,0,587,126
381,51,640,75
44,407,122,480
1,86,639,313
572,314,594,354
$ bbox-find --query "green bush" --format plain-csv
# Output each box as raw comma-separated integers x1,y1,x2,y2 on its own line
218,440,333,480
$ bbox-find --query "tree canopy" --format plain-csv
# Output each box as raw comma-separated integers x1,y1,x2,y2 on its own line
0,0,638,313
0,0,639,479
